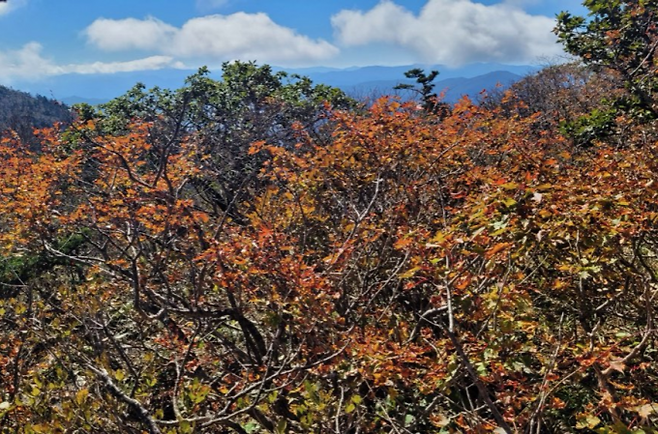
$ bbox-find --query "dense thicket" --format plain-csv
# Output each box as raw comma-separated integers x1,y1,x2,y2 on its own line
0,4,658,433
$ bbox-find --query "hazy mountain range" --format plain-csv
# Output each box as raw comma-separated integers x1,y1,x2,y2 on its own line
10,63,539,106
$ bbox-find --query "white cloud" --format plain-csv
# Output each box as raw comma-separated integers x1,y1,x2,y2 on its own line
84,13,339,66
62,56,184,74
0,0,27,16
0,43,59,81
85,17,177,51
332,2,416,47
170,13,338,63
0,43,182,84
331,0,563,65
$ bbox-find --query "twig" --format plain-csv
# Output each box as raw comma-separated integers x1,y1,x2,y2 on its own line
86,363,162,434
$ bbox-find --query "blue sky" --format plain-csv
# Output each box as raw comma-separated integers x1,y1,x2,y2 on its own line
0,0,588,85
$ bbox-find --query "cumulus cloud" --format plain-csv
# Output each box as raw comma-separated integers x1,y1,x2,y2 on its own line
85,17,177,51
84,13,339,66
331,0,563,65
170,13,338,63
0,42,182,84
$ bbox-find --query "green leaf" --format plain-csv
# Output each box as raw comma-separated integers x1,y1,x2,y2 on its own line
179,420,193,434
243,421,260,434
576,413,601,429
275,419,287,434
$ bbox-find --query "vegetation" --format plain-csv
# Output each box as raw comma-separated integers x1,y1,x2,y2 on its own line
0,2,658,432
556,0,658,121
0,86,72,148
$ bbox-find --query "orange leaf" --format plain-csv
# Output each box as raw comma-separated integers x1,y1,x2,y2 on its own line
485,242,511,258
393,237,413,250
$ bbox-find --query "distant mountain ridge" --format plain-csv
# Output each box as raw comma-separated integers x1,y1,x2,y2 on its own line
292,63,536,87
342,70,524,102
11,63,539,106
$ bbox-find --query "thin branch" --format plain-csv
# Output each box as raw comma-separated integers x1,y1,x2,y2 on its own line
86,363,162,434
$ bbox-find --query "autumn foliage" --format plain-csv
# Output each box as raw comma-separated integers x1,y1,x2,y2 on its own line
0,83,656,433
2,12,658,430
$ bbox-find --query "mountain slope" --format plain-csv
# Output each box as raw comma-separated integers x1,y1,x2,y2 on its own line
0,85,73,146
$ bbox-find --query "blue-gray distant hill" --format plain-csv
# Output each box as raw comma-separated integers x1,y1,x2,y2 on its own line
294,63,534,86
342,71,524,102
290,63,535,103
13,63,538,106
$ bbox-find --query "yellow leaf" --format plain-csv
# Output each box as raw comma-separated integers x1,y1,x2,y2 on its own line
75,389,89,405
399,266,421,279
500,182,518,190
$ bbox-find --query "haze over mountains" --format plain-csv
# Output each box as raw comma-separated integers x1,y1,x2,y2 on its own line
10,63,538,106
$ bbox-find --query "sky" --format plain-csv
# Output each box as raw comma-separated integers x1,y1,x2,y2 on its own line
0,0,588,85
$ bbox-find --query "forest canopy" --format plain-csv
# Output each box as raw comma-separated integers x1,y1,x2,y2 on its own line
1,2,658,433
